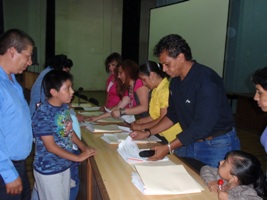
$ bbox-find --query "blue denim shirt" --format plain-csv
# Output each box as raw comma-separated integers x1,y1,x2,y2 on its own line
0,66,33,183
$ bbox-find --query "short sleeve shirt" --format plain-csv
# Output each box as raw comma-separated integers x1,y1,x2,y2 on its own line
149,78,182,142
32,101,73,175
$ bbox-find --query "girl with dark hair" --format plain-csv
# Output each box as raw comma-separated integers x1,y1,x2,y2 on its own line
200,150,265,199
130,60,182,143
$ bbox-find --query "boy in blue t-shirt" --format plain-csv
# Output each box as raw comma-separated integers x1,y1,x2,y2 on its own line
32,70,96,200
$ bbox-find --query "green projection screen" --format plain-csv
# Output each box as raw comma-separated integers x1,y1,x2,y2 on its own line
148,0,229,76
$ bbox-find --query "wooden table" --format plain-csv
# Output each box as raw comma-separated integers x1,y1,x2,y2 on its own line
77,126,217,200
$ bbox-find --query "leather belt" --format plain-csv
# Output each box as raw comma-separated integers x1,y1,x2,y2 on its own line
197,127,233,142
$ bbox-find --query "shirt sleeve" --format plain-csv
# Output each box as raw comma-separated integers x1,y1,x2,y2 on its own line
32,107,54,137
228,186,262,200
134,79,144,91
200,165,220,184
0,89,19,183
0,125,19,184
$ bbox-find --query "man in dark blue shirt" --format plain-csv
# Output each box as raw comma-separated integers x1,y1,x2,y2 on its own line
130,34,240,167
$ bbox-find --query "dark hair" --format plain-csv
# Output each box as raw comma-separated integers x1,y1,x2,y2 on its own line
0,29,35,55
64,59,73,69
139,60,168,78
115,59,139,98
252,66,267,90
153,34,192,60
105,52,121,73
42,70,73,98
226,150,265,197
45,54,68,70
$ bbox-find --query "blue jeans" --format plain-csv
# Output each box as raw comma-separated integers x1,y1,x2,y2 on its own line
0,160,31,200
174,128,240,167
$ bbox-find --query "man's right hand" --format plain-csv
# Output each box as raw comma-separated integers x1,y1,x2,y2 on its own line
6,177,22,195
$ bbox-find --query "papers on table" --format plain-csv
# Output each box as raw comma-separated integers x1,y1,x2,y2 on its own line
104,107,136,124
79,111,124,123
117,125,131,132
79,111,104,116
120,114,136,124
117,136,168,164
83,106,101,111
71,102,92,108
101,132,161,144
82,122,122,133
132,164,203,195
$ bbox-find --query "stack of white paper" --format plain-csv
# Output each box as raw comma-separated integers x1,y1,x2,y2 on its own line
79,111,124,123
101,133,161,144
79,111,104,116
83,122,122,133
117,136,168,164
71,102,92,108
132,165,203,195
83,106,100,111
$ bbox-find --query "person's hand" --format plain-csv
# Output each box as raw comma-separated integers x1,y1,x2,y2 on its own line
6,177,22,195
131,123,143,131
129,130,149,140
111,109,120,118
76,113,85,122
147,145,169,161
83,146,97,155
218,191,228,200
77,149,96,162
99,106,105,111
131,119,143,125
207,180,220,193
86,116,98,122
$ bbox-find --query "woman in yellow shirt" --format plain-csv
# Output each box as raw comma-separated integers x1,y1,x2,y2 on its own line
131,61,182,143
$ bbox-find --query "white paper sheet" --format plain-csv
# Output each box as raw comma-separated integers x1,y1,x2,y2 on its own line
117,136,168,164
132,165,203,195
79,111,104,116
84,122,122,133
83,106,101,111
71,102,92,108
101,132,161,144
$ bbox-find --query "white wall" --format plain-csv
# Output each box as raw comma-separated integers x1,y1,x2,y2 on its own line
3,0,46,72
3,0,123,91
55,0,123,90
148,0,229,77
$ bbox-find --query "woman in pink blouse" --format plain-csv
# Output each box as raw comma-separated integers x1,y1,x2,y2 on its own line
103,52,121,109
89,59,149,121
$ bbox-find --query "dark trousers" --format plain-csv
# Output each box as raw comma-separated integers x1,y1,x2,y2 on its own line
0,160,31,200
